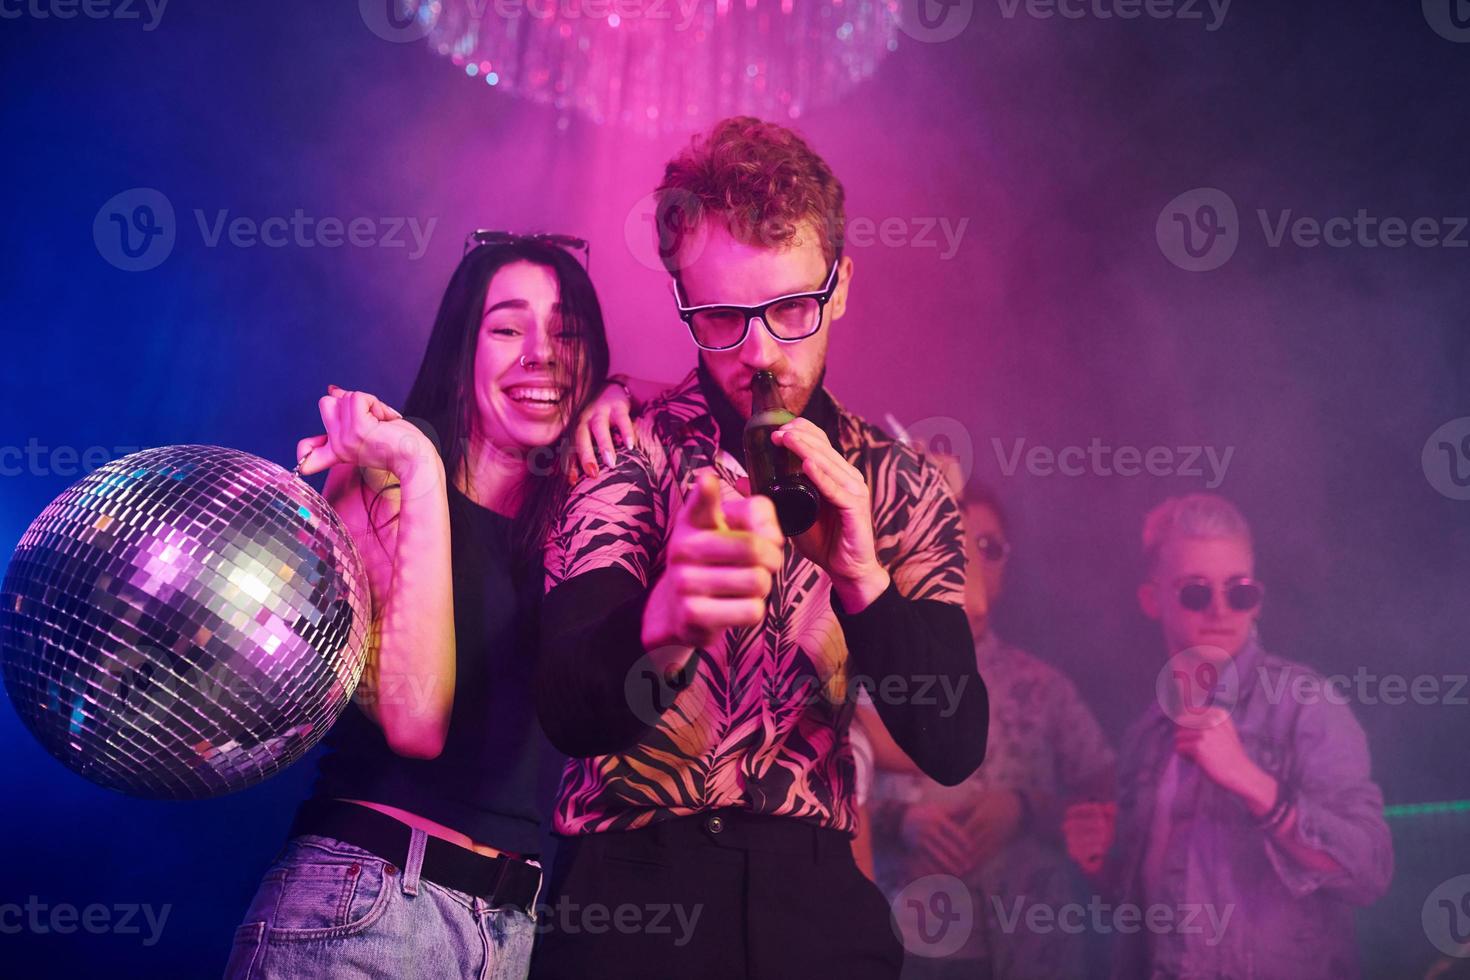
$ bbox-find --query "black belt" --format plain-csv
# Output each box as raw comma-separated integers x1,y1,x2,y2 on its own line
289,799,542,916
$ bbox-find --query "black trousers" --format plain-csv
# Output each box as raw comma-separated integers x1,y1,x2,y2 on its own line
529,808,905,980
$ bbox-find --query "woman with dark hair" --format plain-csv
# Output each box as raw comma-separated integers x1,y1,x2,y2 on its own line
225,236,618,980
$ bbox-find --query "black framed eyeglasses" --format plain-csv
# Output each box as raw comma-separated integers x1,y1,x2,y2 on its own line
974,534,1012,563
1175,576,1265,613
673,259,841,352
463,229,591,271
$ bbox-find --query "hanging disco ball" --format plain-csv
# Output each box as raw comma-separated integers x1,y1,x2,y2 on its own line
0,445,371,799
420,0,902,135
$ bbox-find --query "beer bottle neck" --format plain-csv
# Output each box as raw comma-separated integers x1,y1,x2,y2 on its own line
749,372,782,414
693,361,842,463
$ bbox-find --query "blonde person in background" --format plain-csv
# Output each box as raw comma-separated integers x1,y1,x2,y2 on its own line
1066,493,1393,980
859,474,1115,980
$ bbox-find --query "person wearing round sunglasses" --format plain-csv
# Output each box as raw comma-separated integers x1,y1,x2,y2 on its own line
225,233,625,980
1077,493,1392,980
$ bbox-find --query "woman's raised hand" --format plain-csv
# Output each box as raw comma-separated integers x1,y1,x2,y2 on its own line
296,384,434,478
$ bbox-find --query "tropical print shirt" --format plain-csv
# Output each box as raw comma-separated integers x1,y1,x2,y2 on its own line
539,367,983,836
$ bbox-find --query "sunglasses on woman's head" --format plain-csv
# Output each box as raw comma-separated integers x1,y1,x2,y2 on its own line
974,534,1011,563
463,230,591,271
1175,577,1265,613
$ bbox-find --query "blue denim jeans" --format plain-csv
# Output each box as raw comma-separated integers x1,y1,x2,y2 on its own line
225,831,536,980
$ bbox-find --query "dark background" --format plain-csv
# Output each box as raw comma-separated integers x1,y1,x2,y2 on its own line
1,1,1467,976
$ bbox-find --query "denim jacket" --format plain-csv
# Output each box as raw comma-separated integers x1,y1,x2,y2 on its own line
1109,640,1394,980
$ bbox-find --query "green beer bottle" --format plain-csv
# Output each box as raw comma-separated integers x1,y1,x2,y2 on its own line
742,371,821,536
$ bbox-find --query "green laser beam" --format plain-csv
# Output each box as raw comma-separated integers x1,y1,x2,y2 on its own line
1384,800,1470,819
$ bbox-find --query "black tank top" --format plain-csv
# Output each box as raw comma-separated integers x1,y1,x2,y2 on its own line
308,481,550,856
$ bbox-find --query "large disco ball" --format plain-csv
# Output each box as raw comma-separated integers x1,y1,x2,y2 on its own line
0,445,371,799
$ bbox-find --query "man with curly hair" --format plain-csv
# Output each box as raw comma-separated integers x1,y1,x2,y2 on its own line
529,117,990,978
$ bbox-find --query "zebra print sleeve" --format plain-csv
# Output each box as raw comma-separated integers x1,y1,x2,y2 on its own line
536,431,677,758
543,440,672,595
868,439,968,607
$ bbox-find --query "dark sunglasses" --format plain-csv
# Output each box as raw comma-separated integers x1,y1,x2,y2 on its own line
974,534,1012,563
1176,577,1265,613
463,229,591,271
